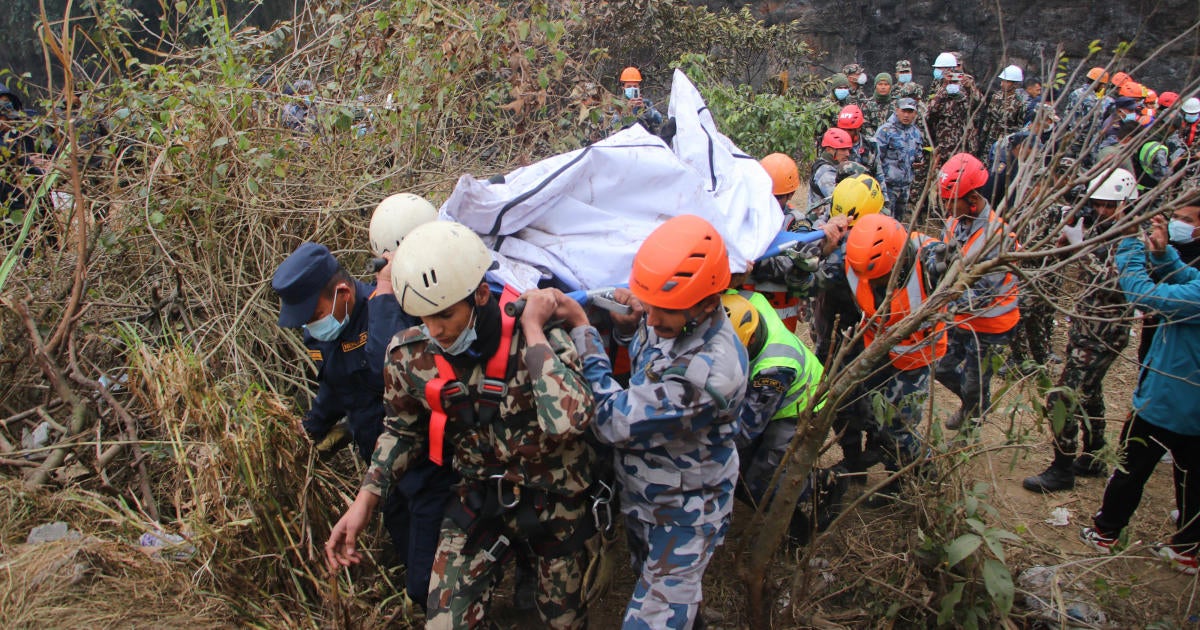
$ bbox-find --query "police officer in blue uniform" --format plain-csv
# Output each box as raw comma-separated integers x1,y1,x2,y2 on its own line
272,241,455,609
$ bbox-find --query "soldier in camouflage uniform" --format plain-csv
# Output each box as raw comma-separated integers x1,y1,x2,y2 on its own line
842,63,869,105
874,97,925,223
326,222,597,629
981,66,1029,164
927,73,983,163
554,215,747,630
860,73,894,136
1023,168,1141,493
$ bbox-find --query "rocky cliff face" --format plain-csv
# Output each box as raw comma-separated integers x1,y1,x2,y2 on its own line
698,0,1199,94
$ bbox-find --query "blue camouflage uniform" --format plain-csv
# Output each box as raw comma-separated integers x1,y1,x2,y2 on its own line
571,308,747,630
874,112,924,221
273,245,456,607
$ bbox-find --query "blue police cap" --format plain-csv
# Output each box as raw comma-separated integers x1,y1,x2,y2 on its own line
272,242,339,327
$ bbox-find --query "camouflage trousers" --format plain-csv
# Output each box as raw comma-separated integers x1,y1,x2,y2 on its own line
426,493,589,630
1009,291,1055,366
1046,329,1130,457
886,184,911,224
864,363,932,465
934,327,1012,424
622,515,728,630
740,417,797,502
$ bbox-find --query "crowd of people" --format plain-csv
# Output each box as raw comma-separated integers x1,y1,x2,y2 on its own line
5,51,1200,627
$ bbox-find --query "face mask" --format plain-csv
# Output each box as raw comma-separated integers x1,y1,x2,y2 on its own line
834,88,850,100
304,290,348,342
424,307,478,356
1169,219,1197,244
1122,112,1137,122
898,73,912,83
1186,113,1199,123
945,83,961,95
933,69,944,80
623,86,638,99
857,73,868,85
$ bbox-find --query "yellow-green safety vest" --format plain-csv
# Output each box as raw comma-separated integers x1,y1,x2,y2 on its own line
740,290,826,419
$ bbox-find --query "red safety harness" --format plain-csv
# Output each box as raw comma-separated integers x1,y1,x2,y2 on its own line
425,286,520,465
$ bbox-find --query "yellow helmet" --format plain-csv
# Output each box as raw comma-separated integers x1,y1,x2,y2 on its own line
830,174,885,225
720,293,760,349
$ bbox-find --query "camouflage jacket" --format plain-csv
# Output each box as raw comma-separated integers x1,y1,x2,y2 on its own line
860,95,893,136
927,77,983,158
570,309,748,527
980,89,1027,153
362,323,596,499
809,157,839,209
1070,225,1138,341
749,233,824,297
849,135,888,195
874,113,925,188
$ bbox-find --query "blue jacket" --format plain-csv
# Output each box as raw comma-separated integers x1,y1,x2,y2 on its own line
1116,238,1200,435
303,280,416,459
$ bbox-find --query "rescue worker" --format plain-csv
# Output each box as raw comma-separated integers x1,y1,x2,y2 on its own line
325,221,598,629
842,63,868,104
860,72,894,135
874,97,925,223
761,152,803,227
813,176,888,481
894,60,924,102
843,214,950,499
981,65,1029,160
838,104,887,192
1022,168,1140,492
810,128,854,210
1022,75,1044,124
1064,67,1114,159
720,291,841,543
927,71,983,163
612,66,663,134
927,52,959,100
557,214,748,629
934,153,1021,432
1081,214,1200,576
1137,196,1200,365
829,73,854,113
272,198,456,608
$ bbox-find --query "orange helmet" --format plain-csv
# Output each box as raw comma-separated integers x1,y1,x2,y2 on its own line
1145,89,1158,105
1118,81,1144,99
629,215,731,309
760,153,800,195
1159,91,1181,109
845,214,908,280
620,66,642,83
822,128,853,149
837,105,865,130
938,153,988,199
1110,71,1131,87
1086,66,1109,83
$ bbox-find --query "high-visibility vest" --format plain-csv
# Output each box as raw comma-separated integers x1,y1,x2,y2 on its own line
844,234,948,371
748,280,802,332
735,290,825,418
944,210,1021,334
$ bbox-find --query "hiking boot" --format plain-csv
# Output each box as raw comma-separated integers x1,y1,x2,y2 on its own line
1153,544,1200,575
1072,453,1109,478
1080,526,1118,554
945,409,981,431
1022,462,1076,493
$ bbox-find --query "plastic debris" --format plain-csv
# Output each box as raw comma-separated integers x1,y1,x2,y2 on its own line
27,521,82,544
1045,507,1071,527
21,421,52,451
138,531,196,561
1018,565,1107,626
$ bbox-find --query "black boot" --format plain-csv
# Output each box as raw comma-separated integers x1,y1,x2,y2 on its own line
1022,453,1076,493
1072,451,1109,477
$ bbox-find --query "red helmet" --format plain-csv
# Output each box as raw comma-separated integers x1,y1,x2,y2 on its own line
845,214,908,280
1159,91,1181,109
938,153,988,199
821,128,853,149
837,105,865,130
629,215,731,309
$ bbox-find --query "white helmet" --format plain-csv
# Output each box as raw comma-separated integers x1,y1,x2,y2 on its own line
391,222,492,317
1087,168,1139,202
933,52,958,69
998,65,1024,82
369,193,439,256
1183,97,1200,115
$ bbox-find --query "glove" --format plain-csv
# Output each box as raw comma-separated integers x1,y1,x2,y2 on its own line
1061,219,1085,246
314,424,352,458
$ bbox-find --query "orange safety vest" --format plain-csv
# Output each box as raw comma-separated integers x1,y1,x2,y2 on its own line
845,234,948,371
748,281,802,332
944,210,1020,335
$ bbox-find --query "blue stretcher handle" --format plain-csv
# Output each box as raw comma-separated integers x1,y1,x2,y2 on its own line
505,284,631,318
758,230,825,260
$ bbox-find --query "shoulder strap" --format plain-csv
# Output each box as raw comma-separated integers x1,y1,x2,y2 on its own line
477,286,521,426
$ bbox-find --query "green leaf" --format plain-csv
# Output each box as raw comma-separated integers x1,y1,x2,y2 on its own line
211,136,229,149
946,533,981,568
982,558,1014,615
149,211,165,226
938,581,965,625
174,0,187,13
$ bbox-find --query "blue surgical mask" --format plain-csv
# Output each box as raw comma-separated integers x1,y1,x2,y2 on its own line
945,83,961,95
834,88,850,100
1186,113,1199,123
933,69,944,80
423,308,478,356
624,86,639,99
1169,219,1197,244
1122,112,1137,122
304,290,348,342
898,73,912,83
